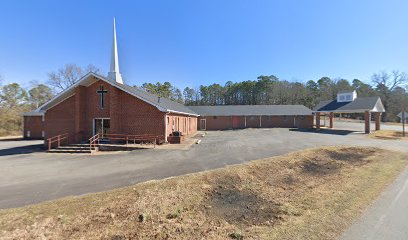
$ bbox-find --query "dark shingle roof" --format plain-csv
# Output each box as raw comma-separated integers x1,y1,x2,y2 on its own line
337,90,355,94
188,105,313,116
111,81,198,115
313,97,385,112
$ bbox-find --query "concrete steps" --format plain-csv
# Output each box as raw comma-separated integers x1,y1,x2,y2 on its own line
47,143,152,154
47,144,92,154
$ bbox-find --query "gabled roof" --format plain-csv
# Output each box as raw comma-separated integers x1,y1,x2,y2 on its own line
397,112,408,119
111,81,198,115
33,72,198,116
313,97,385,113
188,105,313,116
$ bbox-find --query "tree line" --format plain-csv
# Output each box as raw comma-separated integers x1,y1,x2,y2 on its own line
142,71,408,122
0,64,407,136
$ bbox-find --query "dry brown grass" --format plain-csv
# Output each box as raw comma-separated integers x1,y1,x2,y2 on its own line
0,132,22,138
369,130,408,140
0,146,407,240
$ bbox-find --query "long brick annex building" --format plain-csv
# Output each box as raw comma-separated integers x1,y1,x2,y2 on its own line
23,19,315,146
189,105,313,130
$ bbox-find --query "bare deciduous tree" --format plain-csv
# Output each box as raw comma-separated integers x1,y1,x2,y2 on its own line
85,64,101,74
48,64,100,92
372,70,408,91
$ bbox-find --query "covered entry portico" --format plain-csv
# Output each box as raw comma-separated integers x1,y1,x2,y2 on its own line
315,111,382,134
314,92,385,134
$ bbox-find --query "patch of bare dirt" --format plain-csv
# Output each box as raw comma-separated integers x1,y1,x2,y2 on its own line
300,147,376,175
301,160,341,175
205,180,286,226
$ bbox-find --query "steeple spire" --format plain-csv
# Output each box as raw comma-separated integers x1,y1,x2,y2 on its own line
107,18,123,84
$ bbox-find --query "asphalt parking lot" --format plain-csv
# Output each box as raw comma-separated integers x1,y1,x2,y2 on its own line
0,121,407,209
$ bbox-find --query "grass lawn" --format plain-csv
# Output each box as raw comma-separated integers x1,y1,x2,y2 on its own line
369,130,408,140
0,146,407,239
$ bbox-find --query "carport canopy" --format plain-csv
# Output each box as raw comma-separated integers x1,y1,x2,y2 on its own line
313,96,385,133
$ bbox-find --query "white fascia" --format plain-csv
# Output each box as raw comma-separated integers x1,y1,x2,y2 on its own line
166,109,200,117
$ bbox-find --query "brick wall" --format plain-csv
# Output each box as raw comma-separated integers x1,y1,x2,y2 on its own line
43,79,198,145
116,86,165,137
44,95,76,145
166,113,198,137
232,116,246,129
200,116,233,130
23,116,44,139
295,116,314,129
198,115,313,130
246,116,261,128
75,86,87,142
270,116,295,128
260,116,274,128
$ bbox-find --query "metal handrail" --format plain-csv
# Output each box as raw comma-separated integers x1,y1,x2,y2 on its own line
104,133,163,147
47,133,68,151
89,133,163,150
89,133,100,150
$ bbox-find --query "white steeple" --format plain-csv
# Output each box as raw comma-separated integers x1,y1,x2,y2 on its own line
107,18,123,84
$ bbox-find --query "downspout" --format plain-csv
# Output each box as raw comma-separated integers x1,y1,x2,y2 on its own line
164,113,168,143
22,115,24,138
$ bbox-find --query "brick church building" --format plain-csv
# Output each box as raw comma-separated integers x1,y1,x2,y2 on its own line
24,72,199,145
23,19,198,145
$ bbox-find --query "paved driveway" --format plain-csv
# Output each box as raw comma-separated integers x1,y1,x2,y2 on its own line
1,121,407,209
333,120,404,132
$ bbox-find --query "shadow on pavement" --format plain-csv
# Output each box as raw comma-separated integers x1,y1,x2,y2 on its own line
0,137,24,142
289,128,359,136
0,144,44,156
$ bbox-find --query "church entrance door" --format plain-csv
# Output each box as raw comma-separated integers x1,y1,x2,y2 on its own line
94,118,110,138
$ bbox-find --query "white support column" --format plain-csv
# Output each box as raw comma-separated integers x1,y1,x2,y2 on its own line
259,115,262,128
244,116,247,128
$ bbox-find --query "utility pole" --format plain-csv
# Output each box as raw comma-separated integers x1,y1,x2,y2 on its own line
403,112,406,137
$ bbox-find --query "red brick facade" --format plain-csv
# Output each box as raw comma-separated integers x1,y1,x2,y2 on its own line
197,115,313,130
165,113,197,137
44,95,76,143
43,80,197,145
23,116,44,139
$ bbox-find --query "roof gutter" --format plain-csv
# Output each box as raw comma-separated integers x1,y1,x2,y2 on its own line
166,109,200,117
314,109,384,113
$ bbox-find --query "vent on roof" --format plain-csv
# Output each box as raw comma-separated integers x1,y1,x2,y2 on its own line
337,90,357,102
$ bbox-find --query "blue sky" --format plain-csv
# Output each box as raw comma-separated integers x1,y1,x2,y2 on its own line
0,0,407,90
